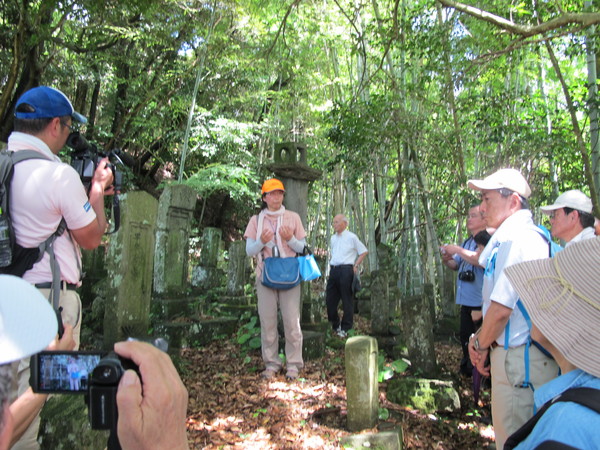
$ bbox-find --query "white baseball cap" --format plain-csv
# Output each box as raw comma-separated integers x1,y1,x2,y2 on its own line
467,168,532,199
540,189,593,214
0,275,57,365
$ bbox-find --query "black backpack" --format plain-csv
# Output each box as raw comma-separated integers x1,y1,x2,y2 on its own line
0,149,65,281
504,387,600,449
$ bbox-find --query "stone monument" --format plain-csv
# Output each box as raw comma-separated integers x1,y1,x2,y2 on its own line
103,191,158,348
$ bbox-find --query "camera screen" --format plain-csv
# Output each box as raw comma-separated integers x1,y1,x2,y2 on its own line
32,351,104,393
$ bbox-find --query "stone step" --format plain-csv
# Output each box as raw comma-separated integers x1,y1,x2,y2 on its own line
152,296,196,321
155,317,239,351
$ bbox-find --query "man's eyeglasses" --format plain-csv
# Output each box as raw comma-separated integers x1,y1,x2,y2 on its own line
60,121,76,133
548,209,568,219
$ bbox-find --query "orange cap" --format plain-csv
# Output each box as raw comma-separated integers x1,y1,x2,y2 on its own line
261,178,285,194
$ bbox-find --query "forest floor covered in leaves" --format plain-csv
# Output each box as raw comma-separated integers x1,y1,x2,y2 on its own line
180,316,495,449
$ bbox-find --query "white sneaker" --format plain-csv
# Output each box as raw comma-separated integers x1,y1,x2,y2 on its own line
336,329,347,338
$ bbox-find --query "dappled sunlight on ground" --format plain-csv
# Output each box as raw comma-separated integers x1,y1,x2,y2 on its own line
182,316,495,448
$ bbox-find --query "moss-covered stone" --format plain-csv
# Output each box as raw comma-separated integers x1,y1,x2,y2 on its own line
39,395,108,449
386,377,460,414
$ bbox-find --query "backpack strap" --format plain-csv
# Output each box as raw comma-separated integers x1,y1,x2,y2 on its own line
10,150,67,310
503,226,562,394
504,387,600,449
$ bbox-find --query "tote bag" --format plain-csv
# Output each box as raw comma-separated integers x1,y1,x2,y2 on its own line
297,246,321,281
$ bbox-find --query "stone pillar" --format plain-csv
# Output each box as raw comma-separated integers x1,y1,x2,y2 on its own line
79,245,106,307
371,269,389,335
191,227,223,289
402,292,438,377
345,336,379,431
226,240,247,297
104,191,158,348
268,142,322,324
153,184,197,296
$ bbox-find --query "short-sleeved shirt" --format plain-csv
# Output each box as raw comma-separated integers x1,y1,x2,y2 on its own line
329,230,367,266
8,132,96,284
452,236,484,307
478,210,548,347
515,369,600,449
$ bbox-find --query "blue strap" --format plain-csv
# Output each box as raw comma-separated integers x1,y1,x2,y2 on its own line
502,227,556,397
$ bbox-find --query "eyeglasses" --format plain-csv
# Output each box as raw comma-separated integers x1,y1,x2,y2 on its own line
59,120,76,132
548,209,567,219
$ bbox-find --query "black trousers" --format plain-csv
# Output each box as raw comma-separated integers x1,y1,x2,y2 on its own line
459,304,482,375
326,266,355,331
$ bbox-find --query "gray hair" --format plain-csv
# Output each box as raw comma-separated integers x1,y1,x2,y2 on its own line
0,363,12,433
498,188,529,210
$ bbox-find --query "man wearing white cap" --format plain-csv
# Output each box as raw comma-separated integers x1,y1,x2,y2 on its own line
466,168,559,449
540,189,596,246
504,237,600,449
6,85,115,449
0,275,189,450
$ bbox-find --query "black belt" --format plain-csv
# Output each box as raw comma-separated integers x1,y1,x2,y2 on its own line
35,281,78,291
330,264,354,269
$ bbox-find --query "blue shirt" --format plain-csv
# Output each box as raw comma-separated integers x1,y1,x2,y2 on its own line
452,236,484,307
515,369,600,449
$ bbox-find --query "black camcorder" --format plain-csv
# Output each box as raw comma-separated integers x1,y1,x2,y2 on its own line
66,132,123,233
29,351,136,431
66,132,122,193
30,337,167,450
458,270,475,282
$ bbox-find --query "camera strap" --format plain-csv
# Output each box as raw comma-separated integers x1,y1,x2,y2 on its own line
106,195,120,234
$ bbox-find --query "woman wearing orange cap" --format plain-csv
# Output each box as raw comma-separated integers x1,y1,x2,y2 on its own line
243,178,307,380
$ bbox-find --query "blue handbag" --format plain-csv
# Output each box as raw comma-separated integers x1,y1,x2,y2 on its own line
297,246,321,281
262,246,301,290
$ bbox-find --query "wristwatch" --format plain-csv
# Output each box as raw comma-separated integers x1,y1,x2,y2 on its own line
473,336,488,352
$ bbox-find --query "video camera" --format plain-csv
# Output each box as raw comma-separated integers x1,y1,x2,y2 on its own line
66,132,123,233
30,351,134,430
29,339,167,449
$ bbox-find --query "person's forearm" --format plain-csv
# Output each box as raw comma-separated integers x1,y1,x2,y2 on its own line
354,252,368,267
246,238,264,256
10,389,48,446
457,249,483,268
88,182,109,235
474,301,513,348
287,236,306,254
442,258,459,270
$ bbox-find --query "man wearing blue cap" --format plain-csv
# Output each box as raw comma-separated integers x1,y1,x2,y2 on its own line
7,86,114,449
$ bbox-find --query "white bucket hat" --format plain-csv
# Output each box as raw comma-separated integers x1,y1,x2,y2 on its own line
540,189,593,214
505,237,600,377
0,275,57,364
468,168,532,199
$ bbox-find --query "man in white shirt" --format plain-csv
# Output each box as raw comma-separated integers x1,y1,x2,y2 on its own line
466,168,559,449
325,214,368,338
8,86,114,449
540,190,596,246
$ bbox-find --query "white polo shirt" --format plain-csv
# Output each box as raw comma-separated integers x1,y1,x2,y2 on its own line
329,229,367,266
8,132,96,284
478,210,548,347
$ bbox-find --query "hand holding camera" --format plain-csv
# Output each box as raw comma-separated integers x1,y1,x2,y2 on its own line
30,339,188,450
115,341,189,450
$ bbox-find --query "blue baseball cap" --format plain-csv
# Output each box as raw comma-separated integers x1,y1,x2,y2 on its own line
15,86,87,124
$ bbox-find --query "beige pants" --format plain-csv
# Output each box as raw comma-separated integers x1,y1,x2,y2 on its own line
256,281,303,372
490,344,559,449
10,287,82,450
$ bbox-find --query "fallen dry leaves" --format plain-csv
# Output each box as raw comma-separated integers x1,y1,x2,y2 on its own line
180,317,494,449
